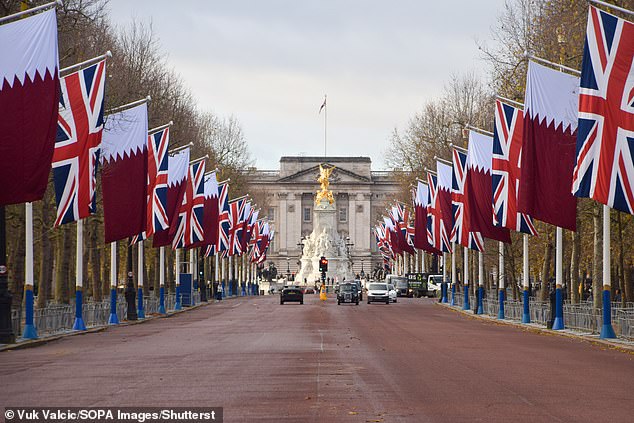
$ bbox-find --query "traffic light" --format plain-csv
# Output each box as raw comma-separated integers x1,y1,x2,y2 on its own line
319,256,328,272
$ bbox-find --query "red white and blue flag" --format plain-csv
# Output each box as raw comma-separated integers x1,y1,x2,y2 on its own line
436,161,454,253
492,100,537,235
101,103,148,243
412,181,442,255
572,6,634,215
172,160,206,249
153,147,190,248
390,203,414,255
519,61,579,230
52,59,106,225
213,181,231,256
227,197,247,256
145,127,170,237
191,171,219,251
451,147,484,251
0,9,60,206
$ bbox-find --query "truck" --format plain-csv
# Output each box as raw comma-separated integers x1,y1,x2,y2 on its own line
386,274,410,297
405,272,438,298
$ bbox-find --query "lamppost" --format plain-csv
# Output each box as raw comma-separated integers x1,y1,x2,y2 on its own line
125,238,137,321
360,260,365,279
345,236,354,275
286,257,290,280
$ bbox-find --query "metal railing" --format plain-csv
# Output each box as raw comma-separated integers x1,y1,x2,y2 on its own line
448,288,633,339
9,290,208,341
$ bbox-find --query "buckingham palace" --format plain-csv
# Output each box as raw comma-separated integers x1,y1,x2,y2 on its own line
246,156,401,279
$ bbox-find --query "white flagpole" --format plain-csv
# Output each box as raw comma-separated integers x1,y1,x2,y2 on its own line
23,203,37,338
215,254,219,300
451,242,456,305
477,251,484,314
463,246,470,310
553,227,564,329
137,241,145,318
73,220,86,330
175,249,182,310
442,252,448,303
522,234,530,323
159,246,166,313
190,249,195,305
497,241,505,319
601,205,615,338
108,241,118,324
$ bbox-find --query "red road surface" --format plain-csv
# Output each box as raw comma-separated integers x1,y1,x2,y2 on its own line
1,295,633,422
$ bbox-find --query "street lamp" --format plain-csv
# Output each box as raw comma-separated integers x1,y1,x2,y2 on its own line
286,257,290,279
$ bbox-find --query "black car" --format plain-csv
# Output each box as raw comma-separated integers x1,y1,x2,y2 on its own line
337,282,359,305
280,286,303,304
352,280,363,301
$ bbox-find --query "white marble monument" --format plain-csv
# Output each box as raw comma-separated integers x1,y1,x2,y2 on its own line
295,165,354,284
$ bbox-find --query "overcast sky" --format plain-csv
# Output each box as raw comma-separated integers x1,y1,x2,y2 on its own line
107,0,506,170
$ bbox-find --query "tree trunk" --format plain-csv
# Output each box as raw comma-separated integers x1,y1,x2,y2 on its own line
89,218,101,301
37,196,53,308
570,215,581,304
10,209,26,307
592,204,602,310
616,211,627,306
540,228,553,302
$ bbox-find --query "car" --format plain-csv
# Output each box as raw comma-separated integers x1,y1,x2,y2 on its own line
367,282,390,304
387,283,397,303
280,286,303,304
352,280,363,301
304,287,315,294
393,277,410,297
337,282,359,305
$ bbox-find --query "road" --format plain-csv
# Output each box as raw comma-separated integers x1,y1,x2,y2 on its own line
1,294,633,422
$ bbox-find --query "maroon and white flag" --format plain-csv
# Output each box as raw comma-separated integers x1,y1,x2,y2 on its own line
519,61,579,231
153,147,190,248
101,103,148,243
0,9,60,205
412,181,441,255
466,130,511,243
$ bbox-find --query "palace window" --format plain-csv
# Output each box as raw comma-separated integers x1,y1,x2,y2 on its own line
339,207,347,222
268,207,275,222
303,207,311,222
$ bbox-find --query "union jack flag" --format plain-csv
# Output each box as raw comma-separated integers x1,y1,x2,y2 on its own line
52,60,106,226
426,172,442,251
227,197,247,256
572,5,634,214
492,100,537,234
146,127,170,237
210,181,231,256
451,148,484,251
172,160,205,249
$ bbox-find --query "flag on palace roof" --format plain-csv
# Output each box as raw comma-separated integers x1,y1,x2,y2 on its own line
52,59,106,226
0,9,59,206
465,130,511,244
451,147,484,251
101,103,148,243
572,5,634,215
519,60,579,230
492,100,537,235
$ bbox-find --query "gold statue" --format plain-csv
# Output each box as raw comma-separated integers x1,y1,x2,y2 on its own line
315,164,335,205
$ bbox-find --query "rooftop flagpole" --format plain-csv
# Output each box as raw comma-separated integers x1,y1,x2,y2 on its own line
319,95,327,157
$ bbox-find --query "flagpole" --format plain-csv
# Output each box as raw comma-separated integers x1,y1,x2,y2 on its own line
552,227,565,329
215,254,219,300
522,234,530,323
159,246,166,313
463,246,470,310
0,0,61,25
23,202,37,339
60,51,112,76
137,240,145,318
600,205,616,338
450,242,456,305
324,95,327,157
148,121,173,135
498,241,505,319
105,96,151,115
168,142,194,155
175,249,182,310
441,252,448,303
190,249,195,305
477,251,484,314
590,0,634,16
108,242,119,324
73,219,86,330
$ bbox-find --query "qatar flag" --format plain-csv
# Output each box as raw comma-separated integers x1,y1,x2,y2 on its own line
0,9,60,205
436,161,454,253
101,103,148,243
152,147,190,248
466,131,511,243
412,181,441,255
519,61,579,231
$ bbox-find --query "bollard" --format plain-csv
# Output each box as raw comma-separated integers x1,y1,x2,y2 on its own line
72,289,86,330
158,286,166,314
522,288,530,323
497,289,505,319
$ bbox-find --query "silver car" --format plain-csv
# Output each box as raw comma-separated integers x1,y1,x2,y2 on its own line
367,282,390,304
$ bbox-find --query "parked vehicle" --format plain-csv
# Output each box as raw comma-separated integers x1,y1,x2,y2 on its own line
405,273,434,297
280,286,304,304
392,276,411,297
367,282,390,304
387,283,397,303
427,275,444,297
352,279,363,301
337,282,359,305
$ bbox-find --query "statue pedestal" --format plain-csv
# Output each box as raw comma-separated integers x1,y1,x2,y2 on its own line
296,198,353,284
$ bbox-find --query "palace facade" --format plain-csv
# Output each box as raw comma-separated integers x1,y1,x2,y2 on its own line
246,156,401,278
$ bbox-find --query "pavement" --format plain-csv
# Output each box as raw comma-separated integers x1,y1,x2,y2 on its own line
1,294,633,423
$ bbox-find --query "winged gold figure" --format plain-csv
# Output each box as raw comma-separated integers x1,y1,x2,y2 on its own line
315,164,335,205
